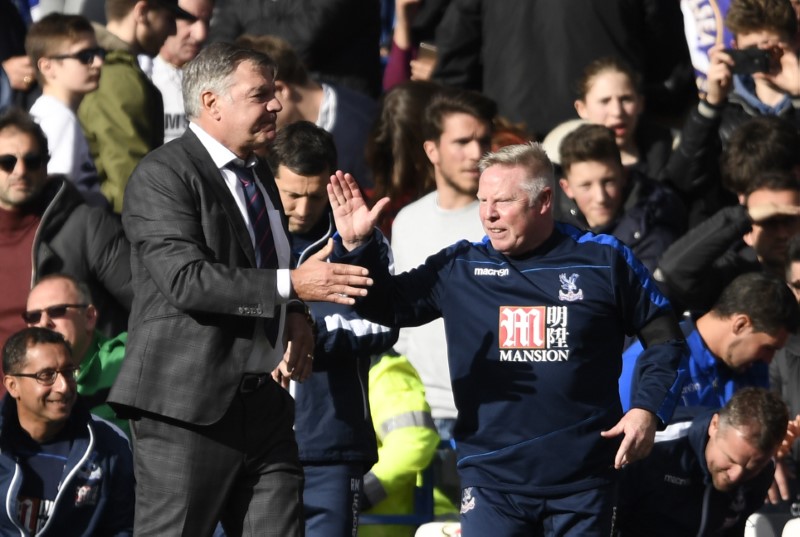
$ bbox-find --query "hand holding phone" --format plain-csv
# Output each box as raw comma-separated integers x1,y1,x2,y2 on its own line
723,47,773,75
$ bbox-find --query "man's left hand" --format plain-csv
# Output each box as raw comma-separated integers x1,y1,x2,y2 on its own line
601,408,658,469
272,311,314,388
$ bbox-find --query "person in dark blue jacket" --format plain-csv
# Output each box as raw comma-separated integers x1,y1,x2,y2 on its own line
326,142,688,536
621,272,799,413
0,327,134,536
557,123,685,274
616,387,789,536
267,121,398,537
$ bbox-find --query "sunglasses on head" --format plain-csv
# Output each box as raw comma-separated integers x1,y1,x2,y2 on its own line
22,304,88,324
49,47,106,65
0,153,46,173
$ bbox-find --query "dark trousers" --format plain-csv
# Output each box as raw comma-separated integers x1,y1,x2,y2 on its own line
130,378,304,537
302,462,364,537
459,483,615,537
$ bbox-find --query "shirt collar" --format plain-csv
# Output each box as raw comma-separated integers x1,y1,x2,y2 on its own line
188,122,257,170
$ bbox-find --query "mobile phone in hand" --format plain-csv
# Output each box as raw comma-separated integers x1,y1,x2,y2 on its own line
723,47,772,75
417,42,438,64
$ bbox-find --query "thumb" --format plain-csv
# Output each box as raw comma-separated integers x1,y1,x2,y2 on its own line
370,196,392,219
311,239,334,261
600,422,623,438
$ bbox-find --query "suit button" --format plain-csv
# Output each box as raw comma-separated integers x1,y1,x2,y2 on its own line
256,308,262,315
238,307,245,314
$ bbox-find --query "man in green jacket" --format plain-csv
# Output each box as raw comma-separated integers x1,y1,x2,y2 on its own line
78,0,195,212
24,273,128,436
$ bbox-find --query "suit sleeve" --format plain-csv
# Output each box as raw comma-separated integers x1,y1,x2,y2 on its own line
122,156,281,317
83,208,133,310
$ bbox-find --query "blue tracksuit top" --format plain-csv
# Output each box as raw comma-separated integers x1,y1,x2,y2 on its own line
617,409,774,536
335,223,687,495
620,317,768,412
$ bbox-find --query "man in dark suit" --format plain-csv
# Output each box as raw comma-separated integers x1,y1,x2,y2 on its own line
108,42,374,536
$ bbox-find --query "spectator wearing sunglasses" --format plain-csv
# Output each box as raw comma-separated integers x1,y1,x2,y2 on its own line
0,108,132,389
24,274,128,436
26,13,108,209
0,327,134,536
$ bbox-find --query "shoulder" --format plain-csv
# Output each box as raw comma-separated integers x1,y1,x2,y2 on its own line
89,415,132,453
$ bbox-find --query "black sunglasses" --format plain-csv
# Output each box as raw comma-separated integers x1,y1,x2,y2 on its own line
0,153,46,173
49,47,106,65
22,303,88,324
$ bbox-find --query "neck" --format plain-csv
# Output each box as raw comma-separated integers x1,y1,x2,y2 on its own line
106,19,140,54
294,83,324,123
695,314,731,367
18,415,66,443
434,174,476,210
754,78,786,107
43,85,84,111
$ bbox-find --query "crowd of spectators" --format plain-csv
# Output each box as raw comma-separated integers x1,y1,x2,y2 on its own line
3,0,800,535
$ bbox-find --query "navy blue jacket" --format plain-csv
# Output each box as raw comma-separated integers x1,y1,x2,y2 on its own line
617,409,774,536
0,396,134,536
335,223,687,495
292,214,397,464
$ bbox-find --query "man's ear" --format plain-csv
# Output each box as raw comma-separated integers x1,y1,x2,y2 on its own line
201,90,220,119
559,177,573,198
85,304,98,332
133,0,150,22
423,139,439,166
708,413,720,437
537,187,553,213
4,375,18,400
731,313,752,335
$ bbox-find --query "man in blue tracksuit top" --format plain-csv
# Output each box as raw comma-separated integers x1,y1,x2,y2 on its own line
268,121,398,536
0,327,134,536
620,272,799,413
326,143,689,536
615,387,788,536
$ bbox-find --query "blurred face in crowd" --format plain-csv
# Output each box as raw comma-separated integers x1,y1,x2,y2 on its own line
575,69,643,152
275,165,330,234
560,158,626,228
206,60,282,157
478,164,552,256
39,32,103,98
744,189,800,269
26,277,97,364
786,260,800,301
137,2,178,57
3,342,77,438
424,112,491,199
0,128,48,211
705,415,774,492
159,0,213,67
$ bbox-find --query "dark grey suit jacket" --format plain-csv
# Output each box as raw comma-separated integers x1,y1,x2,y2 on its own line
108,128,289,426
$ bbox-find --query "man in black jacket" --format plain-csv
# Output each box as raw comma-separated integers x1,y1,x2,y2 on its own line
616,387,789,536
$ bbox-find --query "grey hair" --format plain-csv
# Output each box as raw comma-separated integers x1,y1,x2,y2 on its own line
478,142,554,205
183,42,277,121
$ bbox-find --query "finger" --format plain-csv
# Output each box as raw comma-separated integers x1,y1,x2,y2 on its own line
614,444,628,469
330,263,371,278
370,197,392,220
311,239,334,261
767,481,780,504
600,423,623,438
285,339,301,373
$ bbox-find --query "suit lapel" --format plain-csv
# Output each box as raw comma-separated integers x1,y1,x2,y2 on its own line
180,130,257,267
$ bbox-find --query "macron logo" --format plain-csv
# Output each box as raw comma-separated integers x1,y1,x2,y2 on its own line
474,267,509,277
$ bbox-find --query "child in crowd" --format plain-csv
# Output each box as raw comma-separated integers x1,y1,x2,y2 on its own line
25,13,107,208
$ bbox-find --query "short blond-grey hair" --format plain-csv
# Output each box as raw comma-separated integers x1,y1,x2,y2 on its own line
478,142,554,205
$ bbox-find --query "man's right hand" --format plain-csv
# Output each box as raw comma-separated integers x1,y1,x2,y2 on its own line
290,239,373,305
327,171,390,251
706,44,734,106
